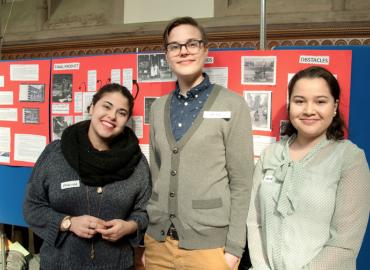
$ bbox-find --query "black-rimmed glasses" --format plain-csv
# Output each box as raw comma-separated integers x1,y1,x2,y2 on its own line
165,39,204,56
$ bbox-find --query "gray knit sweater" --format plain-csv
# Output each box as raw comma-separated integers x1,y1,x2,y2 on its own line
23,140,151,270
147,85,254,257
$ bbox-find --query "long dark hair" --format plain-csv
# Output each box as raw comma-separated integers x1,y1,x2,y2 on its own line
88,83,134,117
284,66,345,140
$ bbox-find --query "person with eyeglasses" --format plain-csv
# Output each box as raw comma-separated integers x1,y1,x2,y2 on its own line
143,17,254,270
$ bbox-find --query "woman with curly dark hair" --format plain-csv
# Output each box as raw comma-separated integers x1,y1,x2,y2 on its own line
24,83,151,270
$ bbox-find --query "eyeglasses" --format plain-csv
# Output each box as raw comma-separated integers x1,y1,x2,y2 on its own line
165,39,204,56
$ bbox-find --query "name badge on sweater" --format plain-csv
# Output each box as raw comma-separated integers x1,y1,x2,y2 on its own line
61,180,80,189
263,175,275,183
203,111,231,119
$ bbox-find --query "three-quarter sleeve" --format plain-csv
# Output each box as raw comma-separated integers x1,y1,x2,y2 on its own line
306,146,370,270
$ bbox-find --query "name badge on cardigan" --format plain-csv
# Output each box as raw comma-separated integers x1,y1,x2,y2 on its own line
203,111,231,119
61,180,80,189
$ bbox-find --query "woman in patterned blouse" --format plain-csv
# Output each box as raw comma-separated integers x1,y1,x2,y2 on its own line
247,66,369,270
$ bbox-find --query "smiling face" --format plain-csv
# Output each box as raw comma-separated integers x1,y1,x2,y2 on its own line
289,77,338,143
88,91,130,150
165,24,208,83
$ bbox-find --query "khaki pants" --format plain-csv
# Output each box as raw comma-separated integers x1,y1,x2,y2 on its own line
144,234,239,270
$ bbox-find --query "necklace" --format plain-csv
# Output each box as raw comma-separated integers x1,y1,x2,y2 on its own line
86,186,104,260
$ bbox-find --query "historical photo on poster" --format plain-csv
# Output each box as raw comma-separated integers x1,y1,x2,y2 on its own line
19,84,45,102
52,74,72,102
52,116,73,140
23,108,40,124
241,56,276,85
280,119,290,140
138,53,176,82
244,91,272,131
144,97,159,124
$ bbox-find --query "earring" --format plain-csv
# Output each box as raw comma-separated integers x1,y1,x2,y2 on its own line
333,111,337,117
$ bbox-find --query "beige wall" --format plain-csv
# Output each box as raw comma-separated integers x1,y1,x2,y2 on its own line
124,0,213,24
0,0,370,46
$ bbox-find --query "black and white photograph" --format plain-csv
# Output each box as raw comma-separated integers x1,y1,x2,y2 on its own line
244,90,272,131
23,108,40,124
241,56,276,85
144,97,159,124
280,119,290,140
137,53,176,82
52,74,73,102
19,84,45,102
52,116,73,140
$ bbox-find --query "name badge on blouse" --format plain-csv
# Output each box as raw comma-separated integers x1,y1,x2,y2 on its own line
203,111,231,119
263,175,275,183
61,180,80,189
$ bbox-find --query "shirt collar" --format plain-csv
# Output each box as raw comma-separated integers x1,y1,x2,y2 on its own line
174,73,211,100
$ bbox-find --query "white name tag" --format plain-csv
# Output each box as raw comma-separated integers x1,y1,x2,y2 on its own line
61,180,80,189
203,111,231,119
263,175,274,183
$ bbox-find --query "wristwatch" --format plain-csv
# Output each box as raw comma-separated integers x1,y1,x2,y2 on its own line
60,216,72,232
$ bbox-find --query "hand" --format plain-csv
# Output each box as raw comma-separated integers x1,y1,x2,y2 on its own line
96,219,138,242
141,249,145,267
224,252,239,270
69,215,106,239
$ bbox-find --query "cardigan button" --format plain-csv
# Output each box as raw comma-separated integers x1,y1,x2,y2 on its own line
160,230,165,235
172,147,179,154
170,192,175,197
170,170,177,176
169,214,176,218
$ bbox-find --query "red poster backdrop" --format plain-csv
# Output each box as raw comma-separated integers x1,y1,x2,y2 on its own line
0,59,51,167
208,50,351,136
50,54,137,140
136,50,351,158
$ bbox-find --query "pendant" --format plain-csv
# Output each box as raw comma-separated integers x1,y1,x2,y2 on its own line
97,187,103,194
90,248,95,259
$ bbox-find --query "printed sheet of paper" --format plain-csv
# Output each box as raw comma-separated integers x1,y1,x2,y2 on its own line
253,135,276,157
87,70,97,91
132,116,143,138
82,92,95,119
123,69,133,91
74,92,83,113
14,134,46,163
0,127,11,163
111,69,121,84
0,91,14,105
139,144,150,164
52,103,70,114
204,67,228,88
10,64,39,81
53,62,80,70
0,108,17,121
0,76,4,87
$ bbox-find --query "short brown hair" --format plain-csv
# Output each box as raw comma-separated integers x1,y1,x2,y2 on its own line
163,16,208,48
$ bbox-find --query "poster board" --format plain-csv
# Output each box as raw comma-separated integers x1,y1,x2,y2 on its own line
0,59,51,167
0,49,354,231
50,54,137,140
136,49,352,161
